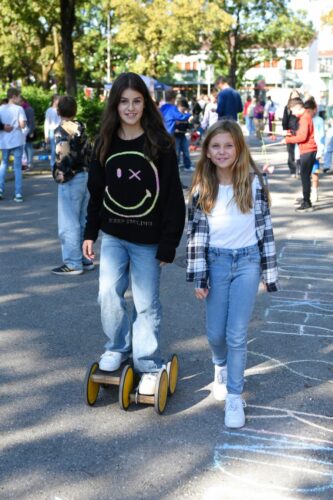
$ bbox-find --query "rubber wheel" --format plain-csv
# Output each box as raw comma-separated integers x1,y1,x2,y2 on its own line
83,361,100,406
119,365,134,410
167,354,179,396
154,369,168,414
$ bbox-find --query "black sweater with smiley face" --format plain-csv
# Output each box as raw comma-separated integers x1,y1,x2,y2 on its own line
84,134,186,263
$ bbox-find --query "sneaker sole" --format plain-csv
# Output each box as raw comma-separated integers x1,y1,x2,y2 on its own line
52,269,84,276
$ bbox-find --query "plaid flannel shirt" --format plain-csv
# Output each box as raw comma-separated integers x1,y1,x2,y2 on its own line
186,174,279,292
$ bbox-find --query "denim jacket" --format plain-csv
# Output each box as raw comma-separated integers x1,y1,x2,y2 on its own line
186,174,279,292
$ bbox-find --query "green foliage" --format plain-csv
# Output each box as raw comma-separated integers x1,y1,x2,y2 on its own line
76,93,105,140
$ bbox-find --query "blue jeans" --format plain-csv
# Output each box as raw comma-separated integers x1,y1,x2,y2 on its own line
25,142,34,166
0,146,24,196
58,172,90,270
175,135,192,170
245,116,255,135
49,133,56,169
205,244,261,395
99,233,162,373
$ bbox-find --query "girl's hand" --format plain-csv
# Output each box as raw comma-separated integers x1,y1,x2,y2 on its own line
195,288,209,300
82,240,95,261
160,261,168,267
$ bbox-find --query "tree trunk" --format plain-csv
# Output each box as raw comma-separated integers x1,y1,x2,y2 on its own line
60,0,77,95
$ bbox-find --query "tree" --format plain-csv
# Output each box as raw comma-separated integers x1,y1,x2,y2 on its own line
208,0,315,88
0,0,61,87
111,0,231,78
60,0,77,95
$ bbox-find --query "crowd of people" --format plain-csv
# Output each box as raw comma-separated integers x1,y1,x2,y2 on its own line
0,71,331,429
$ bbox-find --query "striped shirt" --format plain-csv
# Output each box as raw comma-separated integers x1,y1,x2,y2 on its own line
186,174,279,292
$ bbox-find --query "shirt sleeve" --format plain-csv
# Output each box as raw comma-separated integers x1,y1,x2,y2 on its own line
84,140,106,242
155,146,186,263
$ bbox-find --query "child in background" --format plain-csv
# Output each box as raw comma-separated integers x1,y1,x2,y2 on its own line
285,97,317,212
44,94,61,171
186,120,279,428
82,73,185,394
52,95,93,276
304,98,325,204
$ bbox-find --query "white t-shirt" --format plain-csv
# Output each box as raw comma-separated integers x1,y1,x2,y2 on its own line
44,107,61,137
208,182,257,249
0,103,27,149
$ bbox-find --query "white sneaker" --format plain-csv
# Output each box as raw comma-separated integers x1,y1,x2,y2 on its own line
213,365,228,401
138,372,158,395
99,351,128,371
224,394,246,428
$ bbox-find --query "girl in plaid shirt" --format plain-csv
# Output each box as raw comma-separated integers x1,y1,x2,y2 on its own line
186,120,278,428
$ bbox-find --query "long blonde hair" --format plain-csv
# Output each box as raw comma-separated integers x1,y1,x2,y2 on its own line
189,120,269,213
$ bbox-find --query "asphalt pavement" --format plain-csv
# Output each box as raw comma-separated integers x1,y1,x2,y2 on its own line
1,137,333,500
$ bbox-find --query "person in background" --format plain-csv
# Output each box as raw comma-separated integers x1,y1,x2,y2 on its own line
44,94,61,170
304,98,325,204
215,75,243,121
264,96,277,140
186,120,278,428
253,99,265,139
0,88,27,202
243,95,255,136
201,89,218,133
19,96,36,171
175,98,194,172
282,90,301,177
51,95,93,276
160,90,191,136
284,97,317,212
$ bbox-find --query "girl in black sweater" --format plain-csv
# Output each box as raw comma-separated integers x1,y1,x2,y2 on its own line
83,73,185,394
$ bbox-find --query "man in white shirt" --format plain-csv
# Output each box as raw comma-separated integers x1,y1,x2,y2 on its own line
44,94,61,169
0,88,27,202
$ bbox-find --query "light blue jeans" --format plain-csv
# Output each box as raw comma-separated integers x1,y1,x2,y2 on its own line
205,244,261,395
0,146,24,196
99,233,163,373
58,172,90,270
24,142,34,166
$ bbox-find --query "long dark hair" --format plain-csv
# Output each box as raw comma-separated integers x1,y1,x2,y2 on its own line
98,72,173,164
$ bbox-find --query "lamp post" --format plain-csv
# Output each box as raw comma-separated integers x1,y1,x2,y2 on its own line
106,9,114,83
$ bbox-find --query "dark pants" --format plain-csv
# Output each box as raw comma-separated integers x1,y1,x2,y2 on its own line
286,143,296,174
300,151,317,204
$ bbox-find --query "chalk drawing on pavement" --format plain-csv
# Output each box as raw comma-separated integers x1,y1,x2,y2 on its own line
213,430,333,494
246,350,333,385
260,321,333,338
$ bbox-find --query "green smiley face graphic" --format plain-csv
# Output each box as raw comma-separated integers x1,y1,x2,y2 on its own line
103,151,160,218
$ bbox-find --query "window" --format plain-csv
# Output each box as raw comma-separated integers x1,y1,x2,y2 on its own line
272,60,278,68
286,60,292,70
264,60,270,68
185,62,191,71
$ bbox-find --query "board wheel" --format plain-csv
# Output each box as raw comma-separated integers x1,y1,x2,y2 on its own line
119,365,134,410
167,354,179,396
84,361,100,406
154,369,168,415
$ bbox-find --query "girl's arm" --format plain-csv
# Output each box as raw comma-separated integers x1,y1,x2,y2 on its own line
83,141,106,243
